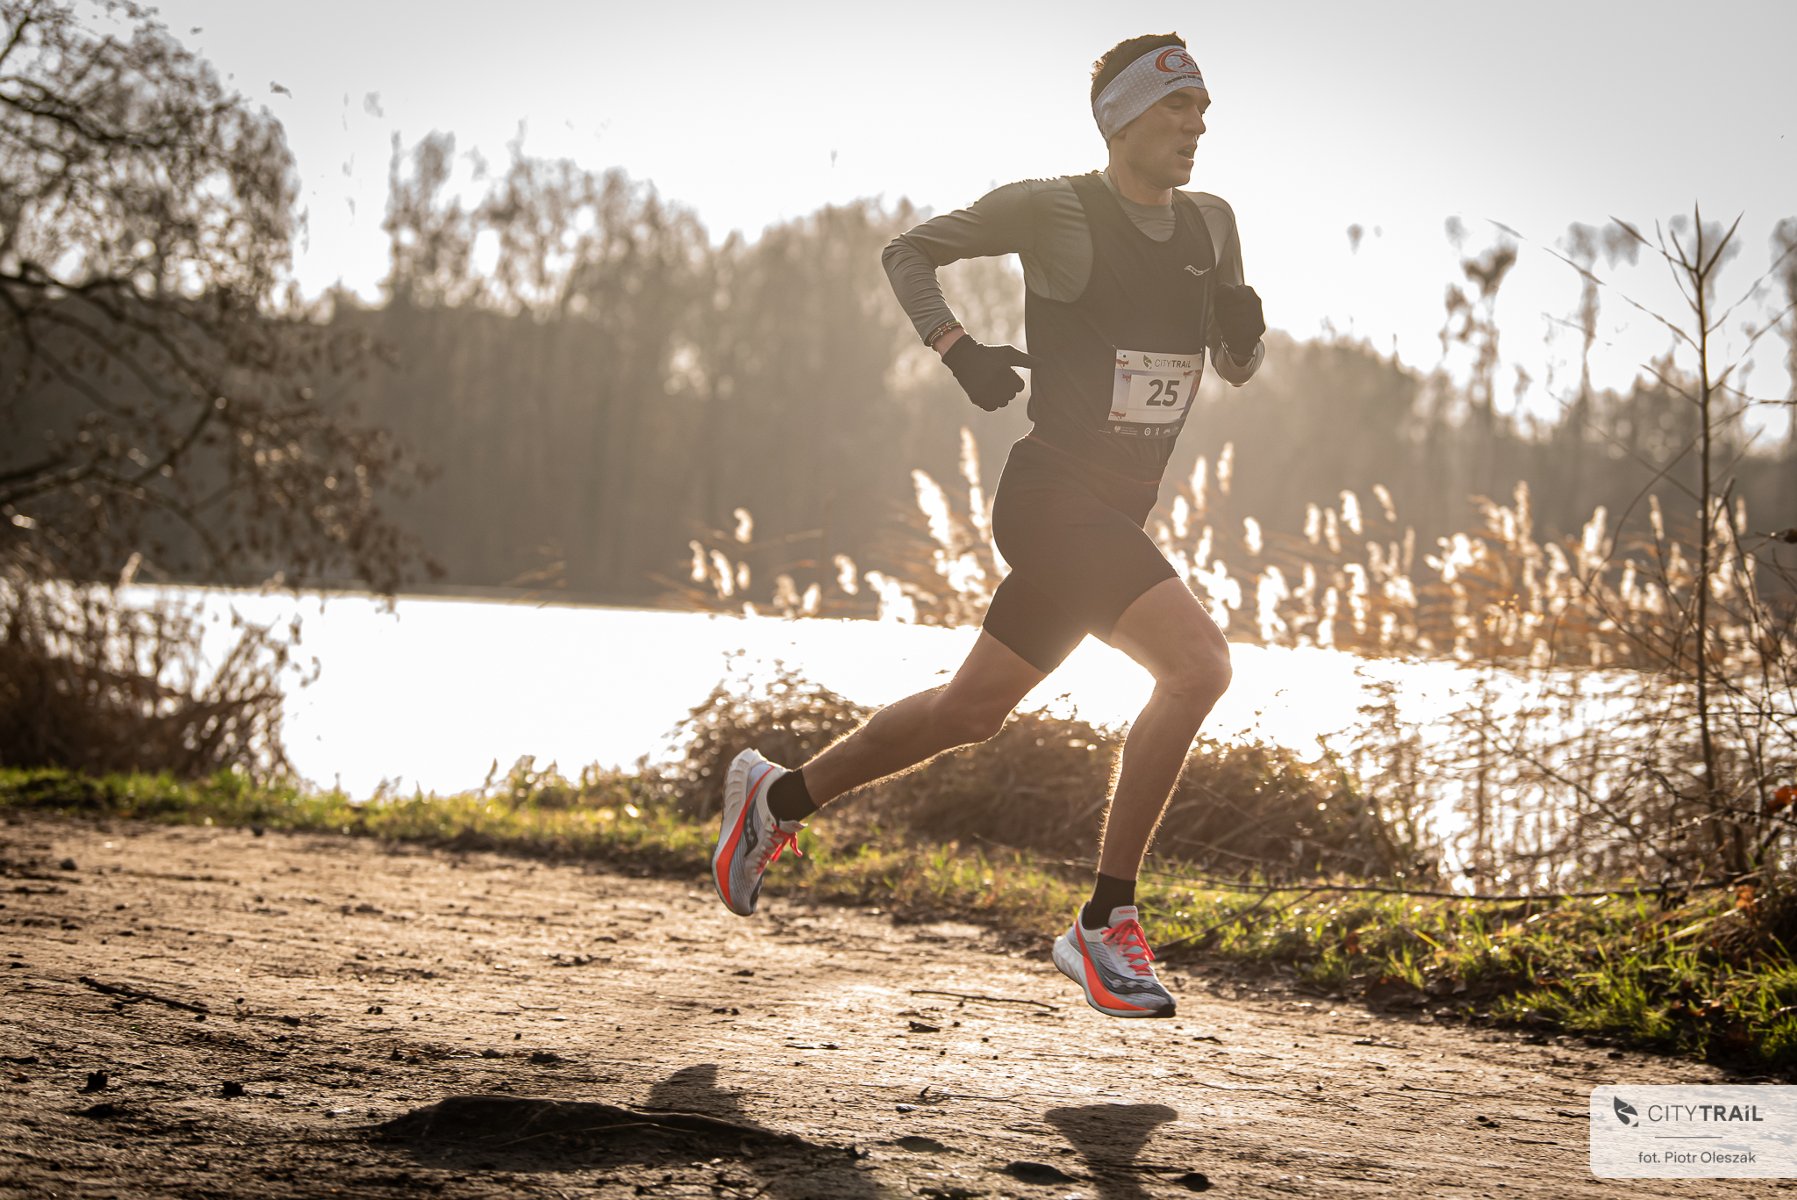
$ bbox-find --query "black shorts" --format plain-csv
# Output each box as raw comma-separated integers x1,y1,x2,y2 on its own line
983,435,1177,673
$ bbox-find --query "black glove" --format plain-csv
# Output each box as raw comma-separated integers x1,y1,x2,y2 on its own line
1214,283,1265,354
941,336,1037,412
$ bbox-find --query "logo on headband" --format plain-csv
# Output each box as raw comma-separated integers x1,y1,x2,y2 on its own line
1155,48,1201,75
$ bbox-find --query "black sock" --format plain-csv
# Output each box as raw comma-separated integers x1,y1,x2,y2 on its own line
766,769,817,824
1081,872,1137,929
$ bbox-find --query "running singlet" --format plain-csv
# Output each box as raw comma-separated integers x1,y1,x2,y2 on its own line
1025,172,1213,479
882,172,1262,483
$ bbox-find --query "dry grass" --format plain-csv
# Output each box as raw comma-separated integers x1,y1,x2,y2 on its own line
678,429,1796,887
0,553,294,778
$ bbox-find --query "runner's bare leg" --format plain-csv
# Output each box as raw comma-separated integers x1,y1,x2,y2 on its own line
1095,577,1232,876
799,632,1046,807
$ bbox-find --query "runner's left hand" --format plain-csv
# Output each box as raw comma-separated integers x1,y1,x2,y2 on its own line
1215,283,1265,353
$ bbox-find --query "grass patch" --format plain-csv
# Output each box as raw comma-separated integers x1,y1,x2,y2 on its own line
5,764,1794,1074
1142,878,1797,1071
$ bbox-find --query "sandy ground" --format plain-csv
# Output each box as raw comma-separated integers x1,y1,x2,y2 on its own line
1,814,1790,1200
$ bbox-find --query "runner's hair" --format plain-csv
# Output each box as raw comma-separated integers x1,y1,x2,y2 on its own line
1089,33,1188,105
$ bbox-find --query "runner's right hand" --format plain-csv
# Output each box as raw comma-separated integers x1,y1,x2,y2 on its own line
1214,283,1266,353
941,337,1038,412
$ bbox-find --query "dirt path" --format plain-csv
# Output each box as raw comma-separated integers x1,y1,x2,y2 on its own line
0,815,1785,1199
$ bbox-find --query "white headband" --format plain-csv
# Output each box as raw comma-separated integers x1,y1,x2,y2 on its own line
1092,45,1207,142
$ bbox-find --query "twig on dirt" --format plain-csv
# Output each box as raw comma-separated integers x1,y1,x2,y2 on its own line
1,867,71,881
1394,1083,1519,1099
913,1085,1031,1108
1314,1030,1405,1044
78,975,209,1013
909,988,1058,1011
1186,1079,1285,1094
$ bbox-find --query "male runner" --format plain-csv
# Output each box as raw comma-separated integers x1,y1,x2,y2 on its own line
712,33,1265,1018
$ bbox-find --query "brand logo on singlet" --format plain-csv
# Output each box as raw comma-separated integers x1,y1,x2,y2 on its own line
1183,264,1210,277
1155,49,1201,76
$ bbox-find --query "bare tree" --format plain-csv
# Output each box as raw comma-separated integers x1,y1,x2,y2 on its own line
1556,208,1797,878
0,0,428,590
1775,217,1797,520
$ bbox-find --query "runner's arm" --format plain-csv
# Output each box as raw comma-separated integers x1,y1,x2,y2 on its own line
881,181,1046,351
1201,198,1265,386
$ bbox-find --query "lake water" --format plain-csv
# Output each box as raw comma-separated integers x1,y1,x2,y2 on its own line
138,586,1483,800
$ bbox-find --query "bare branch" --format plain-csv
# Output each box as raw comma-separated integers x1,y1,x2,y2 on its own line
1701,212,1745,279
0,450,70,490
0,0,41,74
1609,215,1652,249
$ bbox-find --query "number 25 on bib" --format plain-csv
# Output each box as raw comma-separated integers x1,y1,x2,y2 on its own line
1108,349,1201,439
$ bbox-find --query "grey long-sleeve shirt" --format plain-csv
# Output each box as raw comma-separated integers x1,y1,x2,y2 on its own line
882,171,1264,386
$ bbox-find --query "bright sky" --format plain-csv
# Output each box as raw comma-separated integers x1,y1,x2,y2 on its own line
149,0,1797,425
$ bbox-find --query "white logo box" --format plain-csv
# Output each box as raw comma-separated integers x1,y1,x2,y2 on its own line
1591,1085,1797,1178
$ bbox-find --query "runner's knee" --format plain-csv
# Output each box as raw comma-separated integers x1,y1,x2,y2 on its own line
1157,639,1232,715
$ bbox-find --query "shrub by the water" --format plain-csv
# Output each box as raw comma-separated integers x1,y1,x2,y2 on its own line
0,557,292,779
654,666,1404,878
655,666,872,820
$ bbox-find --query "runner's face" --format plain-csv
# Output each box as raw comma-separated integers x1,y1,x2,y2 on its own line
1115,88,1209,189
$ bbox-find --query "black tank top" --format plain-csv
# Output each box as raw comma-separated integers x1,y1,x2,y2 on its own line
1022,172,1216,483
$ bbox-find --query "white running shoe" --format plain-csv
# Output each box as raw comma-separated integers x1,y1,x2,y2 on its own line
711,748,804,917
1051,905,1176,1018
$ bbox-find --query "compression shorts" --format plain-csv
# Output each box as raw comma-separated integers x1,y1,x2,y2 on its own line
983,435,1178,673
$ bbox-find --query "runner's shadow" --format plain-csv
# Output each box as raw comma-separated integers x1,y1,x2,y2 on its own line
371,1063,875,1197
644,1063,879,1200
644,1062,738,1113
1045,1103,1179,1200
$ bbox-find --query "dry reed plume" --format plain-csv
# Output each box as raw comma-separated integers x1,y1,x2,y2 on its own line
674,423,1794,887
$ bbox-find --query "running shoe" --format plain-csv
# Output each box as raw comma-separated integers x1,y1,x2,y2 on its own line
1051,904,1176,1018
711,748,804,917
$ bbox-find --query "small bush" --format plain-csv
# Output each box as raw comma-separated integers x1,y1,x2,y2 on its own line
652,666,871,819
654,667,1405,878
0,554,292,778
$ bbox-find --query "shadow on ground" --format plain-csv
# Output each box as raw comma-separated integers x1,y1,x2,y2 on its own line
1047,1102,1212,1196
369,1062,878,1197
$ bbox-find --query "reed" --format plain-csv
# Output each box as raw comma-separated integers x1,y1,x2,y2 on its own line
678,424,1794,888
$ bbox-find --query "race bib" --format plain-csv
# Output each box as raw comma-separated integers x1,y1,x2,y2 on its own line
1107,348,1201,438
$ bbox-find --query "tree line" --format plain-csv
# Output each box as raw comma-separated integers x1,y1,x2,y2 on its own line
346,133,1796,607
4,1,1792,611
